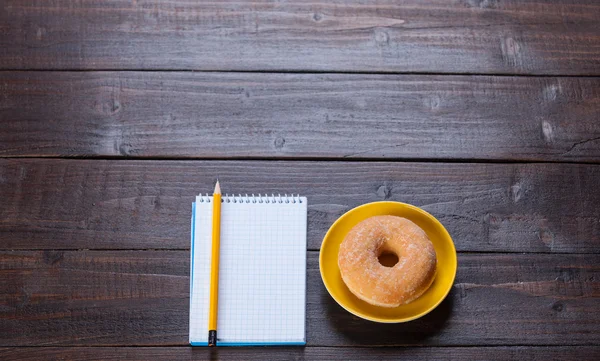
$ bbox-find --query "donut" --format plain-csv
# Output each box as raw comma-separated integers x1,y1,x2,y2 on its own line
338,215,437,307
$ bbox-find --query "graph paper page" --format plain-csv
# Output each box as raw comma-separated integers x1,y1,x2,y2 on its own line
189,195,307,345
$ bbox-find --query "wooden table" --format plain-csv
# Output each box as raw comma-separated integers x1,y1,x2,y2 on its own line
1,1,599,360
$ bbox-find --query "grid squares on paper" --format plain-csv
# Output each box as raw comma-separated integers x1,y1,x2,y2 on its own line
190,195,307,345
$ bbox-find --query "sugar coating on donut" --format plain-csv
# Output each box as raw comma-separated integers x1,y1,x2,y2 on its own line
338,215,437,307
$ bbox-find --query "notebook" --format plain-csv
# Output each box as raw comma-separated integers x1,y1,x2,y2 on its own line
189,194,307,346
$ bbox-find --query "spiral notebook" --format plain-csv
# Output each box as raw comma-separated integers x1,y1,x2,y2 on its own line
189,194,307,346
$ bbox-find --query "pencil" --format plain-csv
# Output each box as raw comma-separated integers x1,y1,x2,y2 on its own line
208,180,221,347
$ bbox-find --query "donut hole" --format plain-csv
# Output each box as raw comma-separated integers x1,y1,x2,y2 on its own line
378,251,399,268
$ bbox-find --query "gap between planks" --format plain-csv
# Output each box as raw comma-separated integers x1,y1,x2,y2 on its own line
0,69,600,78
2,155,600,166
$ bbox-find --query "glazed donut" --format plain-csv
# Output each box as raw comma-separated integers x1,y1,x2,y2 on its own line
338,215,437,307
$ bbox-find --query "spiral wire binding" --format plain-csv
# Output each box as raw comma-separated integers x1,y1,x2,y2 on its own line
197,194,302,204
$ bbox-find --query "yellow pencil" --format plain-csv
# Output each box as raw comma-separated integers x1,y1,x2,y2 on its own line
208,180,221,347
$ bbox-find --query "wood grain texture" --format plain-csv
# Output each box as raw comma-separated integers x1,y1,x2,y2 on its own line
1,1,599,74
1,72,600,161
0,251,598,346
1,346,598,361
1,159,599,253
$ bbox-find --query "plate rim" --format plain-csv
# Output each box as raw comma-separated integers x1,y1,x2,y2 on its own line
319,201,457,323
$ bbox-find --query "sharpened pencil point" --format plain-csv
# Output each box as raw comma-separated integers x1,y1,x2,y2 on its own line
214,180,221,195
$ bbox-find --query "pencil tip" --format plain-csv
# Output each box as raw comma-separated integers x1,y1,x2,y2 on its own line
214,180,221,194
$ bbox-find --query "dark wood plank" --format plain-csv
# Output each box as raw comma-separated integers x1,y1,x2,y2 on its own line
2,72,600,161
0,251,598,346
1,346,598,361
0,250,187,346
310,253,600,346
1,1,599,74
1,159,599,253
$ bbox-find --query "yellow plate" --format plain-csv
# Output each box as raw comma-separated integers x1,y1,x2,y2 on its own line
319,201,457,323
